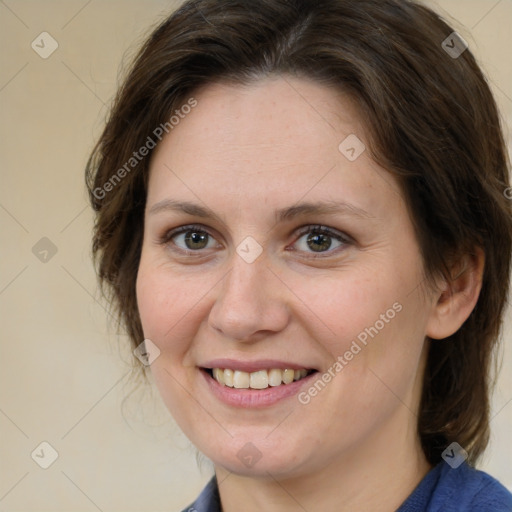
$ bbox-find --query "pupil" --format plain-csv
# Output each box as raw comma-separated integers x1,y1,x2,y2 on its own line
186,231,207,250
308,233,331,252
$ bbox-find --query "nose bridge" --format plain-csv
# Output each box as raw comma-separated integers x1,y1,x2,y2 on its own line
208,248,288,341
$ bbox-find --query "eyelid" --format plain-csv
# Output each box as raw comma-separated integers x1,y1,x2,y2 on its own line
293,224,350,243
160,223,212,242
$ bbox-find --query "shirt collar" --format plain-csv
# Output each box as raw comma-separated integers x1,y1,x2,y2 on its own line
182,475,221,512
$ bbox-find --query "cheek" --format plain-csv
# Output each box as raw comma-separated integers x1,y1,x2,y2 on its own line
290,261,428,397
135,259,198,358
292,273,427,443
289,267,404,354
135,260,204,426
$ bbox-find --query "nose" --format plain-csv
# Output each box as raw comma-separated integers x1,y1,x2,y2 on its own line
208,249,290,342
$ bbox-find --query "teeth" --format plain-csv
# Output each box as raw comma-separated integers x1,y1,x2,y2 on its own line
210,368,311,389
268,368,282,387
249,370,268,389
233,370,250,389
223,368,234,387
282,369,294,384
212,368,224,385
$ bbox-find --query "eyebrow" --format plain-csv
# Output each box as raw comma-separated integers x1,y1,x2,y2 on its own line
147,199,372,223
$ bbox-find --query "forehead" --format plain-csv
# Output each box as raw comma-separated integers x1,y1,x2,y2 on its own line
147,76,402,218
152,76,361,168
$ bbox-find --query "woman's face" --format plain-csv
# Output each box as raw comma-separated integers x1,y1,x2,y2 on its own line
136,76,435,478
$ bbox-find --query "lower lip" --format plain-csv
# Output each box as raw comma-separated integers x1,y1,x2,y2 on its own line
200,369,317,408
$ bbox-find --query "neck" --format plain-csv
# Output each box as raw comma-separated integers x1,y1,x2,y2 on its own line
214,412,432,512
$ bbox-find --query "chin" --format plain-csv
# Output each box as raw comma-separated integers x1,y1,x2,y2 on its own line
198,435,313,479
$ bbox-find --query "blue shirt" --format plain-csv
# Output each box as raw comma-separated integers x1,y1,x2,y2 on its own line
181,461,512,511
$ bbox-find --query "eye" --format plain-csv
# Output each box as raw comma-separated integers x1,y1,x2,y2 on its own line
160,223,351,257
292,225,349,256
161,224,218,253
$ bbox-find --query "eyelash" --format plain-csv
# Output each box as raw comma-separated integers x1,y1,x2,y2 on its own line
159,223,351,258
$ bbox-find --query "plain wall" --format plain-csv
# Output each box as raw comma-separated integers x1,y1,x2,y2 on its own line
1,1,511,510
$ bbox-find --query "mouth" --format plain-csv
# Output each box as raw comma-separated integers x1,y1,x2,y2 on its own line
202,367,318,390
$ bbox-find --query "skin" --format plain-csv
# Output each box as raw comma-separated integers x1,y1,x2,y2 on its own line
136,76,484,511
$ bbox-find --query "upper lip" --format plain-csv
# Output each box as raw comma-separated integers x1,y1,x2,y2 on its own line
200,359,317,373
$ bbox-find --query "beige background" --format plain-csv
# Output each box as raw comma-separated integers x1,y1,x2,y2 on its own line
0,0,511,510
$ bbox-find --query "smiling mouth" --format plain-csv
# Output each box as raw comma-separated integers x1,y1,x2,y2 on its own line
203,367,317,390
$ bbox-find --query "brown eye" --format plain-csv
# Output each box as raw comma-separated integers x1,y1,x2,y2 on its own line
305,232,333,252
182,230,210,250
163,225,218,253
293,225,349,256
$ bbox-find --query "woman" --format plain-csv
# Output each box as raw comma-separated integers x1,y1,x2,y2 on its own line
86,0,512,510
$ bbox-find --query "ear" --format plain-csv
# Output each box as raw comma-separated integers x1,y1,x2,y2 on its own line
426,247,485,340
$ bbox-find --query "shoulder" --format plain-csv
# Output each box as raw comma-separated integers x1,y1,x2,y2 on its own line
184,465,512,512
427,461,512,512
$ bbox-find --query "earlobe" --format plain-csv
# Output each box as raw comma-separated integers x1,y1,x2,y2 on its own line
426,248,485,340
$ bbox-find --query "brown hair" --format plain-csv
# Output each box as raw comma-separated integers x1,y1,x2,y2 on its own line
85,0,512,466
